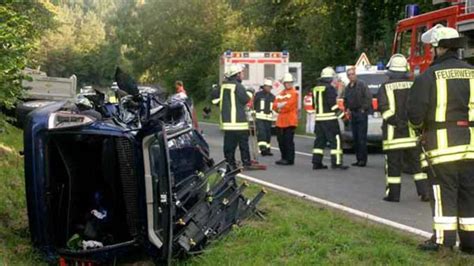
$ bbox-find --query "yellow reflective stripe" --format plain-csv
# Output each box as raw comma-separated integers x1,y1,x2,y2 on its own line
387,86,396,119
212,98,220,104
409,120,423,129
382,110,395,120
221,122,248,130
108,96,117,103
258,141,268,147
433,185,444,244
330,150,343,155
470,79,474,121
383,142,417,150
312,149,324,154
386,176,401,184
426,144,472,157
246,91,253,98
256,112,273,120
471,127,474,146
437,129,448,149
231,87,236,124
331,104,339,111
387,125,395,141
260,99,265,110
434,223,458,230
336,134,341,165
435,79,447,122
318,90,323,115
460,217,474,231
426,152,474,166
315,116,337,121
413,173,427,181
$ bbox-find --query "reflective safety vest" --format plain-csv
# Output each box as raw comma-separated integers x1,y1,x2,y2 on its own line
211,79,251,131
378,78,418,151
253,90,275,121
304,93,315,113
312,80,343,122
407,52,474,168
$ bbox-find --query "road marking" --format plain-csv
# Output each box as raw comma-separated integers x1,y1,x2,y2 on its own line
237,173,432,239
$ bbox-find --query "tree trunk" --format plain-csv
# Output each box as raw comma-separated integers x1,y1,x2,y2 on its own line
355,0,365,51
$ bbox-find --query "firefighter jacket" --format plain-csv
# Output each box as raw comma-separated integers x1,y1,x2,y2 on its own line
408,51,474,168
303,93,315,113
211,77,252,131
378,72,418,151
312,78,344,121
273,87,298,128
253,90,275,121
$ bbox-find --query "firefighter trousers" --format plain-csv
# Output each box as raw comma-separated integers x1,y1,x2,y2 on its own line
312,120,343,166
223,130,251,169
428,161,474,249
256,119,272,153
384,146,429,200
276,126,295,163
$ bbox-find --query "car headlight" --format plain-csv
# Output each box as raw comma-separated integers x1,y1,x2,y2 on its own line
48,112,95,129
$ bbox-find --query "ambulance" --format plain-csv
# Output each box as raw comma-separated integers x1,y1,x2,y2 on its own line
219,50,303,110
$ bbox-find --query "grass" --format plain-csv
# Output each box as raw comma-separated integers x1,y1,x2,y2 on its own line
1,115,472,265
0,117,43,265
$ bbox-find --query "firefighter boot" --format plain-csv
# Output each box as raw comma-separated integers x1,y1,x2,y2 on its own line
313,163,328,170
383,184,401,202
418,235,454,252
415,179,430,202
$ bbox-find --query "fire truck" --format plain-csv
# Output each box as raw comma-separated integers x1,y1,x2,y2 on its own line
393,0,474,75
219,50,303,110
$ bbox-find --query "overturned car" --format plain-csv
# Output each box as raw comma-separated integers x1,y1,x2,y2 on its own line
23,68,265,264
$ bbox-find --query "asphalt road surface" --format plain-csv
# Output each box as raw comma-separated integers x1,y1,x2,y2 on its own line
199,122,433,233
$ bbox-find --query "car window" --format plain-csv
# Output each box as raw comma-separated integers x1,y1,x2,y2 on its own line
357,73,389,95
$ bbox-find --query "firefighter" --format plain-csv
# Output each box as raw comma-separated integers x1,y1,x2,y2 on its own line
254,79,275,156
378,54,429,202
311,67,348,170
273,73,298,165
407,25,474,253
211,64,255,171
304,91,316,133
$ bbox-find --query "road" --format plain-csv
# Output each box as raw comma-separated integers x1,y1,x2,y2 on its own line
199,122,433,233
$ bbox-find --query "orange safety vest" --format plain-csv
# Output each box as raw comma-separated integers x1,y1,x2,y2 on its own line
273,87,298,128
303,93,315,113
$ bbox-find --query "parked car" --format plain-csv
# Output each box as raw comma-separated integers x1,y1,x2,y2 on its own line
23,68,264,264
337,70,389,148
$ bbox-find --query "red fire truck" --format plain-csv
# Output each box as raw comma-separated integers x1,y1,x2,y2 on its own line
392,0,474,75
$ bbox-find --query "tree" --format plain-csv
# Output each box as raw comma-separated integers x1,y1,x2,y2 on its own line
0,2,54,108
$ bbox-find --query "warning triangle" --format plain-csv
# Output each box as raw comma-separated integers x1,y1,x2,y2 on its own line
355,53,371,67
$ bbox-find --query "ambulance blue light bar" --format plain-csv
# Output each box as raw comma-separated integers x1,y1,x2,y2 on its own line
282,50,289,58
335,66,346,73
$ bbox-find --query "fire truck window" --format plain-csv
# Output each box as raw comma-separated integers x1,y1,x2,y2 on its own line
398,29,412,58
415,26,426,56
264,64,275,79
243,64,250,80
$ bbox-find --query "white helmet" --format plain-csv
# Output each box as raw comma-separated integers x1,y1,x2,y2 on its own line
387,54,409,72
225,64,245,78
282,73,294,83
263,79,273,87
320,67,336,78
421,24,465,48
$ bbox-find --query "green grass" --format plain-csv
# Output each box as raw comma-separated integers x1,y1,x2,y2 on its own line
1,115,472,265
0,117,43,265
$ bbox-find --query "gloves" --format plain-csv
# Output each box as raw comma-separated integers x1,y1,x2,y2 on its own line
277,102,287,109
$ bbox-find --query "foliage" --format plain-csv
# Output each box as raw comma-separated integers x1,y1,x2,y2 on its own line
0,1,54,108
31,1,124,87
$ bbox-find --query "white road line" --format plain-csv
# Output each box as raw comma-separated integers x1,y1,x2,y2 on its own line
237,173,432,239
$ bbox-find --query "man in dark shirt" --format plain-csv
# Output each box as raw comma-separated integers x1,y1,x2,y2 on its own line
343,67,372,166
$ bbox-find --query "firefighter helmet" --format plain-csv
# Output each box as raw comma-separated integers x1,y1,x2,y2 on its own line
263,79,273,87
387,54,409,72
421,24,466,48
225,64,245,78
320,67,336,78
282,73,294,83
